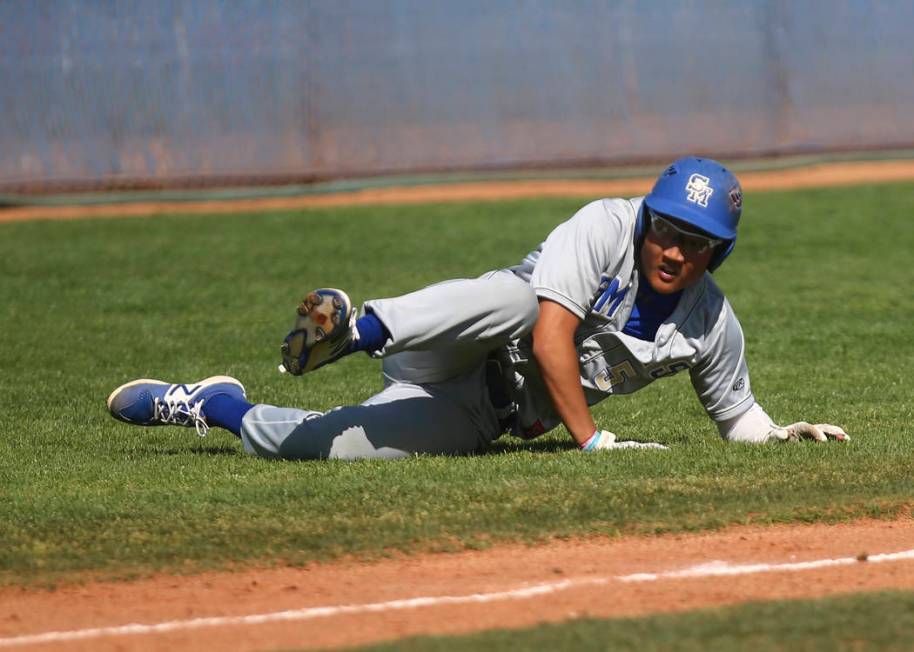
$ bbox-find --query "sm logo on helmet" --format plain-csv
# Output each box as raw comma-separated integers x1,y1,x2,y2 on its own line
685,173,714,207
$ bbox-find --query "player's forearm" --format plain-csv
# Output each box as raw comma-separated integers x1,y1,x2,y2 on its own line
532,339,596,445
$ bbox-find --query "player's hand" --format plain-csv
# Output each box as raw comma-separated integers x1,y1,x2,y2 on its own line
581,430,669,451
773,422,850,443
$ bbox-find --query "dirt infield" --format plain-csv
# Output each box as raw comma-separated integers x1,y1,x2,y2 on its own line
1,517,913,651
2,159,914,224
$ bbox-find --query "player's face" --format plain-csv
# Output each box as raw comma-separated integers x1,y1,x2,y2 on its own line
640,211,718,294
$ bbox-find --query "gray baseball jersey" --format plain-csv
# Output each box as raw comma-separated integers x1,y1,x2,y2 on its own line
502,196,754,438
239,197,754,459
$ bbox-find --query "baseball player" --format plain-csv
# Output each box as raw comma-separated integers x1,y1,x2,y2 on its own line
107,157,849,459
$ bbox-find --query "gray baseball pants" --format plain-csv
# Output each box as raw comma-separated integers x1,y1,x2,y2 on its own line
239,270,538,460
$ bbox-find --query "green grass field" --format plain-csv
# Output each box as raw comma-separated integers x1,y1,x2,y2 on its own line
1,183,913,586
360,590,914,651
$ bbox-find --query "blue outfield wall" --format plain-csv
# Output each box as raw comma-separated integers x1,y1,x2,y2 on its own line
2,1,914,187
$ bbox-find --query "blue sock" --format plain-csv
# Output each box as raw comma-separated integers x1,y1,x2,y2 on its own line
350,312,390,354
202,393,255,437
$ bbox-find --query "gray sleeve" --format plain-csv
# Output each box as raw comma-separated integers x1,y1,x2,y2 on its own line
689,299,755,421
530,200,620,320
715,401,782,443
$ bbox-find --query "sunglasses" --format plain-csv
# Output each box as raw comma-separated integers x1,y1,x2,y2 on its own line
648,208,724,256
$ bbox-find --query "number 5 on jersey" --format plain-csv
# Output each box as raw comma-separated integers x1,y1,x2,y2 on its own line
594,360,636,391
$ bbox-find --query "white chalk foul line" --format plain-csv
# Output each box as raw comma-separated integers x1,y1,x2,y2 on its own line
0,579,609,648
2,548,913,648
617,548,914,583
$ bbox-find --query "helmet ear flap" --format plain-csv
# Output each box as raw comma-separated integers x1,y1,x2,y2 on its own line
634,204,649,244
708,240,735,272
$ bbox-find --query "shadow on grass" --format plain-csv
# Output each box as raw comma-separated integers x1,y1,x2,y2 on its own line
144,439,574,460
154,445,242,457
486,437,578,455
148,437,579,459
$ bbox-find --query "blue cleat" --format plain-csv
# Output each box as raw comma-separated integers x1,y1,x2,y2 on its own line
280,288,357,375
106,375,246,437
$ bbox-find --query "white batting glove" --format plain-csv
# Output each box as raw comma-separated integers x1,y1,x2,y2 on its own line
771,422,850,443
581,430,669,451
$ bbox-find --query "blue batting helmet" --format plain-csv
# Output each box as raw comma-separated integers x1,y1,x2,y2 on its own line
643,157,743,271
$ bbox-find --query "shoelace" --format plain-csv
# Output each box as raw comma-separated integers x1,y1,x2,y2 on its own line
153,397,209,437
